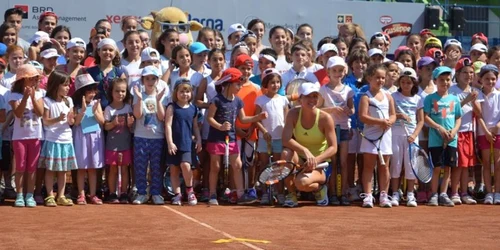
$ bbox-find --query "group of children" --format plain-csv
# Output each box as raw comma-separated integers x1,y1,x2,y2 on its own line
1,8,500,208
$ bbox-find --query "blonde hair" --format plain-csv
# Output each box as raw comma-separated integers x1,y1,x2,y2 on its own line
172,83,193,103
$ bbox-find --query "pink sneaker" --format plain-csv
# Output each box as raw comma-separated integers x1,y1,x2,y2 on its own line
187,192,197,206
77,195,87,205
90,195,103,205
417,191,428,203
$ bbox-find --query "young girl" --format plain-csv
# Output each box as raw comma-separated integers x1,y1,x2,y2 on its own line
249,48,277,87
225,23,246,60
247,19,266,56
189,42,211,77
228,42,250,68
255,68,289,205
214,30,226,52
0,23,18,48
138,29,150,50
318,56,354,206
338,23,365,47
331,37,348,59
268,26,291,73
121,31,143,90
240,32,259,75
27,31,50,61
395,49,417,70
164,45,197,94
39,71,77,207
206,67,267,205
55,37,86,95
8,64,44,207
486,46,500,89
195,48,225,201
448,58,482,205
72,74,105,205
104,78,134,204
196,27,216,50
384,62,400,93
132,66,166,205
300,40,323,73
165,78,202,206
358,64,396,208
297,23,313,41
117,16,138,52
476,64,500,204
40,46,60,88
0,45,24,89
406,34,422,61
156,29,180,74
390,68,424,207
50,25,72,64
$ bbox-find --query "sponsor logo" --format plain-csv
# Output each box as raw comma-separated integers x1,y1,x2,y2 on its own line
382,22,412,38
188,14,223,31
337,14,353,29
31,6,54,13
379,15,393,25
106,15,142,24
14,5,29,19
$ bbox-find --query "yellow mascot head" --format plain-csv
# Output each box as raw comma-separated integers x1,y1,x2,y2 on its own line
141,6,203,49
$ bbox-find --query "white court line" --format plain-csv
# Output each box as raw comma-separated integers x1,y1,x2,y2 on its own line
162,206,265,250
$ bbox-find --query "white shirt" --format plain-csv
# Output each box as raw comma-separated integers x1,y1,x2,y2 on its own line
281,67,319,92
392,92,423,135
255,95,289,139
319,84,354,130
1,72,16,90
133,92,166,139
160,55,169,75
0,86,12,140
130,79,170,104
121,58,142,89
201,75,218,140
43,97,74,143
169,68,198,94
478,89,500,136
307,63,323,73
360,91,392,155
275,55,291,74
9,91,44,140
449,85,484,132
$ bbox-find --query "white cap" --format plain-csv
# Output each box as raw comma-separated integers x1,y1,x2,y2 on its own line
368,48,384,57
470,43,488,53
66,38,86,50
298,82,320,96
141,65,161,77
97,38,117,50
319,43,338,57
40,48,59,59
400,67,418,81
394,61,405,72
74,74,98,92
29,31,50,44
141,47,160,62
228,23,246,37
444,39,462,51
326,56,346,69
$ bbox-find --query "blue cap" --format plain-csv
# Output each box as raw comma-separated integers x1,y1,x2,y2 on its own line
0,43,7,56
432,66,453,80
479,64,499,77
174,77,191,89
189,42,209,54
141,65,161,77
417,56,437,69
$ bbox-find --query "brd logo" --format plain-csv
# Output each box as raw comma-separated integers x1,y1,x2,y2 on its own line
188,14,223,31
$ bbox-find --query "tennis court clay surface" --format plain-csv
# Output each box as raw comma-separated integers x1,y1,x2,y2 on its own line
2,201,500,249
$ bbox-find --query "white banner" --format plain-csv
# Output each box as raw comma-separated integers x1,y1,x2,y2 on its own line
4,0,425,52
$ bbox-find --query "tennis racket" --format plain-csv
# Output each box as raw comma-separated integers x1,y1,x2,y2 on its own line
241,138,249,191
117,153,123,195
359,103,388,165
224,135,230,196
258,161,329,186
286,78,307,108
335,125,342,198
403,122,433,183
490,141,494,186
267,140,274,205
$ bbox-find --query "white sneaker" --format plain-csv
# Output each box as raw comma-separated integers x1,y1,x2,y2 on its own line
484,193,494,205
360,193,374,208
450,193,462,205
133,194,148,205
171,194,182,206
152,195,164,205
406,192,417,207
187,192,197,206
260,193,270,205
494,193,500,205
379,191,392,208
391,192,400,207
461,195,477,205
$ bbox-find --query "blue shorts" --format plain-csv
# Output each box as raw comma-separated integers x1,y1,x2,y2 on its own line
337,129,350,142
256,139,283,154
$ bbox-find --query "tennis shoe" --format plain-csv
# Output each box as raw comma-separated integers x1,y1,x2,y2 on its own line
461,194,477,205
246,188,258,200
494,193,500,205
427,193,438,206
329,195,340,206
199,188,210,202
340,195,350,206
438,193,455,207
25,193,36,208
360,193,374,208
237,193,257,205
187,192,197,206
450,193,462,205
119,193,129,204
391,192,400,207
260,193,270,205
107,193,119,204
484,193,494,205
379,191,392,208
277,194,286,205
406,192,417,207
283,193,298,208
14,193,25,207
171,194,182,205
314,185,329,206
152,195,164,205
208,194,219,206
133,194,148,205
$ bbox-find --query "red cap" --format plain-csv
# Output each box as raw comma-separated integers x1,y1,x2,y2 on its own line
455,58,473,72
0,58,5,68
425,48,443,59
394,46,411,59
472,32,488,45
39,11,58,22
215,68,243,85
234,54,254,68
419,29,435,37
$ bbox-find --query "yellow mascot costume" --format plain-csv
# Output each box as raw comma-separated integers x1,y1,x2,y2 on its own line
141,6,203,48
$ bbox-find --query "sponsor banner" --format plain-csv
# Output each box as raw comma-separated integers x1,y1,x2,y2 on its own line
4,0,425,52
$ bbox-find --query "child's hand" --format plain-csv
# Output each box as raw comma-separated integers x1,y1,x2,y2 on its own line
67,112,74,122
464,91,478,104
220,121,231,131
380,119,393,130
127,114,134,127
263,132,272,142
259,111,268,120
81,96,87,113
133,86,142,100
113,116,120,126
156,88,166,102
341,106,352,116
486,130,496,144
58,112,67,122
168,143,177,155
23,86,32,98
92,99,101,114
407,134,416,144
195,140,202,153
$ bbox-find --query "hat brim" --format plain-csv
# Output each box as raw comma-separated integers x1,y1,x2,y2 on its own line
75,82,99,92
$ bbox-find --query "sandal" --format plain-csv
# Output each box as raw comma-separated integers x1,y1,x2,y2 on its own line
57,196,74,206
90,195,103,205
77,195,87,205
44,196,57,207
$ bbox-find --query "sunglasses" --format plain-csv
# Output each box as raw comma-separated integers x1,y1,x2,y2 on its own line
156,21,190,33
403,70,414,76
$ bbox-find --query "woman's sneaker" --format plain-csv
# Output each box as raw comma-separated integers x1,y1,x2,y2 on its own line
314,185,329,206
77,195,87,205
14,193,25,207
406,192,417,207
283,193,298,208
187,192,197,206
461,194,477,205
484,193,494,205
360,193,375,208
171,194,182,206
208,194,219,206
379,191,392,208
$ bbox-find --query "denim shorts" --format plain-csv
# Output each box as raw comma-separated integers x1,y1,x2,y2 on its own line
256,139,283,154
337,129,350,142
